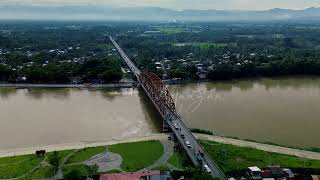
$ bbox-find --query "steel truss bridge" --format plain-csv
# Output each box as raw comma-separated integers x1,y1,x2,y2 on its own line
110,36,226,179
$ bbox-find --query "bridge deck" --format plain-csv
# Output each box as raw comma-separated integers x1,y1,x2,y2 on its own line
110,36,226,180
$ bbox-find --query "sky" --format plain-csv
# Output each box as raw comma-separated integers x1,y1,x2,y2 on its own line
0,0,319,10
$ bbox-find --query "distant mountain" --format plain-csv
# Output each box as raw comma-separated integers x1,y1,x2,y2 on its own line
0,5,320,22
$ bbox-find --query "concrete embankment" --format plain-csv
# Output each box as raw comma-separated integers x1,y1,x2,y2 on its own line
1,133,320,160
0,83,134,88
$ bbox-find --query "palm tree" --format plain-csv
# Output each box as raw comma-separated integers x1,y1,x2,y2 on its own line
48,151,61,179
88,164,99,178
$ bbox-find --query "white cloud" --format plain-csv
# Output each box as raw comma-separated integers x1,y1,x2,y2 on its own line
0,0,319,10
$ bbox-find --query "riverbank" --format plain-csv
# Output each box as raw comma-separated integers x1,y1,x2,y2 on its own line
1,133,320,160
0,83,134,88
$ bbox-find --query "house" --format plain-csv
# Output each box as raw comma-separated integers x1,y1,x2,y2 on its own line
99,171,171,180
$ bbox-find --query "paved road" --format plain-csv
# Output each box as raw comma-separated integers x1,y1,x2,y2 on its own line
167,116,226,179
109,36,141,76
110,36,226,179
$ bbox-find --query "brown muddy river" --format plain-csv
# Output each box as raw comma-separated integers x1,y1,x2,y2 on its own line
1,76,320,150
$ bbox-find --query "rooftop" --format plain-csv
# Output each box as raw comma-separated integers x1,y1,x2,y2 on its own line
248,166,262,172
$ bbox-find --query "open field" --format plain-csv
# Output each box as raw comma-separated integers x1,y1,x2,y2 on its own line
66,146,106,164
0,155,44,179
158,28,185,34
1,134,320,179
193,42,237,49
19,166,53,180
200,140,320,174
108,140,164,171
0,147,105,179
173,42,237,49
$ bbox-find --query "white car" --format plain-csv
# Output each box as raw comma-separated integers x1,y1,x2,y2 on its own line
204,164,212,174
185,141,191,148
174,123,179,130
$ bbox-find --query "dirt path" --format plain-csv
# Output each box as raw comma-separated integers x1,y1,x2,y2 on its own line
1,133,320,160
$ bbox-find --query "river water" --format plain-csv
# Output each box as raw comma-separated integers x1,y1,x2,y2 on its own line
0,76,320,150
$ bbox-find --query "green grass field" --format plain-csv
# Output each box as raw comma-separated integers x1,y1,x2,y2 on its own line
20,166,54,180
158,28,185,34
62,164,91,177
66,146,106,164
0,149,76,179
108,140,164,171
0,154,33,165
193,42,237,49
200,140,320,174
168,151,185,169
0,155,44,179
46,149,75,164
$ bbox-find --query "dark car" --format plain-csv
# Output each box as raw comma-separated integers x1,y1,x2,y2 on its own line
198,149,204,157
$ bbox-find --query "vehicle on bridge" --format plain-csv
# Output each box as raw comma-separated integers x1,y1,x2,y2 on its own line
204,164,212,174
197,154,204,164
185,141,191,148
174,123,179,130
198,149,204,157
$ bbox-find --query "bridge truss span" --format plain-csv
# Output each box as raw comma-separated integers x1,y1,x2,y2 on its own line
138,71,177,118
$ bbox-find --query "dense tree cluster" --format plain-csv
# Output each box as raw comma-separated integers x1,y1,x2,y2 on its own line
2,22,320,83
0,23,123,83
208,58,320,80
118,22,320,80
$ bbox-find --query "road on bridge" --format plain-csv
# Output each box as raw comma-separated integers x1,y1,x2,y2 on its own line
110,36,226,180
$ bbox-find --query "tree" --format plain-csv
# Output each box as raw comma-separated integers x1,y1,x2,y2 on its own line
64,169,82,180
0,65,12,82
100,69,122,82
88,164,99,177
48,151,61,178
